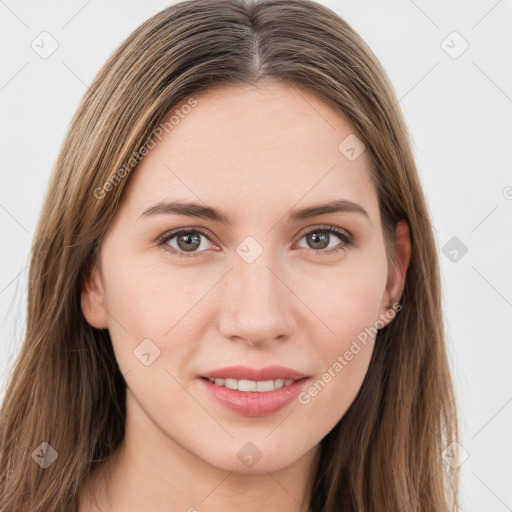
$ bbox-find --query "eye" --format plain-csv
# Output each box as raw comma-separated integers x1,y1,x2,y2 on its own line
157,225,353,259
295,226,352,255
157,228,216,258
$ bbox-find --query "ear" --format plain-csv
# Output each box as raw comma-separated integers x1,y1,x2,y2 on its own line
378,220,411,326
81,261,109,329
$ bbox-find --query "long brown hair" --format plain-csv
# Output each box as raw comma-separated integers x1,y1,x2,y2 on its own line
0,0,459,510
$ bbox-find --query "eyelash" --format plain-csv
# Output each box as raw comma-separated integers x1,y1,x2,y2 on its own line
157,225,353,259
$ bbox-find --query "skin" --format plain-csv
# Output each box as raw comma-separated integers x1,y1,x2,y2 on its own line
79,81,411,512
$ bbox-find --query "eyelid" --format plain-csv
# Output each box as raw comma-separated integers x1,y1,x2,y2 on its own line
294,224,352,242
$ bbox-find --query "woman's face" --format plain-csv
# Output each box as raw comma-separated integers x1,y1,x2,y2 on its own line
82,81,409,474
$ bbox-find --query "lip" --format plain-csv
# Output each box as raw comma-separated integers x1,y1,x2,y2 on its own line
199,377,309,417
200,365,307,381
199,365,309,417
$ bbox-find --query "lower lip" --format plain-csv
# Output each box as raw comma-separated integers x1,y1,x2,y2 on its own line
199,377,309,417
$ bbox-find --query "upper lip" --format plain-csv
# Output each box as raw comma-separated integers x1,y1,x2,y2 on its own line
201,365,308,381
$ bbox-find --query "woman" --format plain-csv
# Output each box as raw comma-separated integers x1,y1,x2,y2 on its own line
0,0,460,510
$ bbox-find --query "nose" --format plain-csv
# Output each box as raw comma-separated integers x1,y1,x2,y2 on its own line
217,251,296,347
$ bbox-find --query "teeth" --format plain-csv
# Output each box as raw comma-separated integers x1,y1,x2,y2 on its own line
207,377,296,391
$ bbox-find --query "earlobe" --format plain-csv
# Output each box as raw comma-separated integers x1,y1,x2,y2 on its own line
80,263,109,329
379,220,411,324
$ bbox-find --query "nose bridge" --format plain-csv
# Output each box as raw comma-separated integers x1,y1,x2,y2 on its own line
235,250,276,302
218,244,294,343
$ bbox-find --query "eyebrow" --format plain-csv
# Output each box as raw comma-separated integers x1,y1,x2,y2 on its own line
138,198,371,225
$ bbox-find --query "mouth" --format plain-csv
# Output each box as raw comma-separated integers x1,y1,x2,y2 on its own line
200,364,307,382
198,365,310,417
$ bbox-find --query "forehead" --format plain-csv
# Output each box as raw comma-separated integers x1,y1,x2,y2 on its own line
122,82,378,223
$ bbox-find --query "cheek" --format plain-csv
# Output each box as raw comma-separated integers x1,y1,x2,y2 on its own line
296,288,380,431
305,255,387,351
313,282,380,392
295,257,387,413
102,252,198,334
100,252,212,376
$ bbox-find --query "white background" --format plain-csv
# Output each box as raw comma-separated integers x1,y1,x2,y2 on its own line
1,1,511,510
